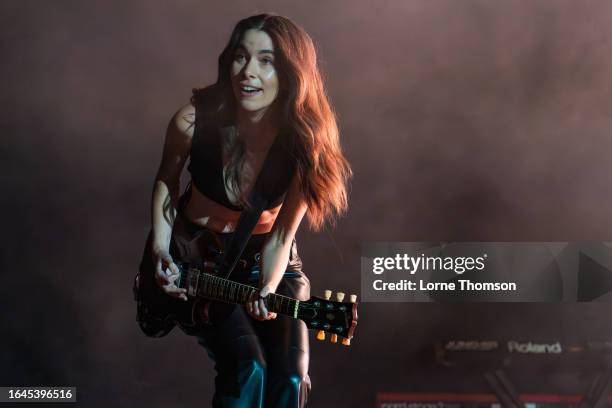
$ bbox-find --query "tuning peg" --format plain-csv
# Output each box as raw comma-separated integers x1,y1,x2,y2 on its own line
331,334,338,343
350,294,357,303
324,290,332,300
342,337,351,346
316,330,325,341
336,292,345,302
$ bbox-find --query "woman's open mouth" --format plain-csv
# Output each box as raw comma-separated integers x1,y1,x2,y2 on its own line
239,85,263,97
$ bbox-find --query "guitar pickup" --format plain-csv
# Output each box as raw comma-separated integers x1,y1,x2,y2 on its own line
187,267,200,297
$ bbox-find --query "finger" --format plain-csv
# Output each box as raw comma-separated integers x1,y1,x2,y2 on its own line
165,276,185,290
249,292,258,311
268,312,277,320
161,256,174,273
248,306,258,320
156,259,173,278
252,300,261,317
162,284,186,296
259,299,269,316
156,272,172,286
168,261,180,276
163,289,184,300
161,284,180,294
155,262,168,282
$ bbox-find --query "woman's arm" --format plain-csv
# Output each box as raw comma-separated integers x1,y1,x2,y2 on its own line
247,173,308,320
150,103,194,300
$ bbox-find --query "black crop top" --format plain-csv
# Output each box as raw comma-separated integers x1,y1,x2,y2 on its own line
187,104,296,211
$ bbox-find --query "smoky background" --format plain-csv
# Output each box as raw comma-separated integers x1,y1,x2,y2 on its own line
2,0,612,405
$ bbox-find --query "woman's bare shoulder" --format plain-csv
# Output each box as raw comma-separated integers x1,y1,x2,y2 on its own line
169,103,196,139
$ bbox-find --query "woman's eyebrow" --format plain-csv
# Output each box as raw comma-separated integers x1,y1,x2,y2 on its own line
236,45,275,55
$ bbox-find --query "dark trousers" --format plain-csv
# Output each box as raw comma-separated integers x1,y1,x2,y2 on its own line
170,211,311,408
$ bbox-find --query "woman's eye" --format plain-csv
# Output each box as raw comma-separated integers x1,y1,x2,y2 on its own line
234,54,246,62
261,58,273,65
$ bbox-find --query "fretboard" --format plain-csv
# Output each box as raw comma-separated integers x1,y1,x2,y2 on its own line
179,268,300,318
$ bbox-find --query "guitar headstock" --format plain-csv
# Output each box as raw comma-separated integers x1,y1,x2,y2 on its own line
297,290,358,345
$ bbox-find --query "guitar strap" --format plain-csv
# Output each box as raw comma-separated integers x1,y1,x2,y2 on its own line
215,129,295,279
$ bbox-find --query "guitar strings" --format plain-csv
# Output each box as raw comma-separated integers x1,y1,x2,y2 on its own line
175,266,353,337
181,269,299,316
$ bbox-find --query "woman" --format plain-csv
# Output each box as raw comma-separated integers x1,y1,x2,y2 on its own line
146,13,351,407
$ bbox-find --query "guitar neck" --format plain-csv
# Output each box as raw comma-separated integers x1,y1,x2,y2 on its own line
179,269,300,318
176,263,358,342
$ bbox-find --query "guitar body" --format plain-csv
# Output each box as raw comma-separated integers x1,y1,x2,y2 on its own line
133,228,221,338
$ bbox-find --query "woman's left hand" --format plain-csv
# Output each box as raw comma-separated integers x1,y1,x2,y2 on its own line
246,285,278,321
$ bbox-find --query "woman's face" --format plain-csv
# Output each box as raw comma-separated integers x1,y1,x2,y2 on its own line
231,29,280,118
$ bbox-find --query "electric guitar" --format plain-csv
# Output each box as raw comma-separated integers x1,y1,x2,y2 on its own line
134,238,358,346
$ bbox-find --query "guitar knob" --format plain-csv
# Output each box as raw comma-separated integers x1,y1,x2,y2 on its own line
342,338,351,346
336,292,345,302
324,290,332,300
350,294,357,303
331,334,338,343
316,330,326,341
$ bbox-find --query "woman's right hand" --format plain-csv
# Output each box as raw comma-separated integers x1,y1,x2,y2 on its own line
152,247,188,301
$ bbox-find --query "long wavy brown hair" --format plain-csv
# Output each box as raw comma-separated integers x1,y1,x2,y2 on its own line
192,13,351,231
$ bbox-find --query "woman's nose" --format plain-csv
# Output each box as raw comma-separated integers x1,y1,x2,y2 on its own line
244,59,257,77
